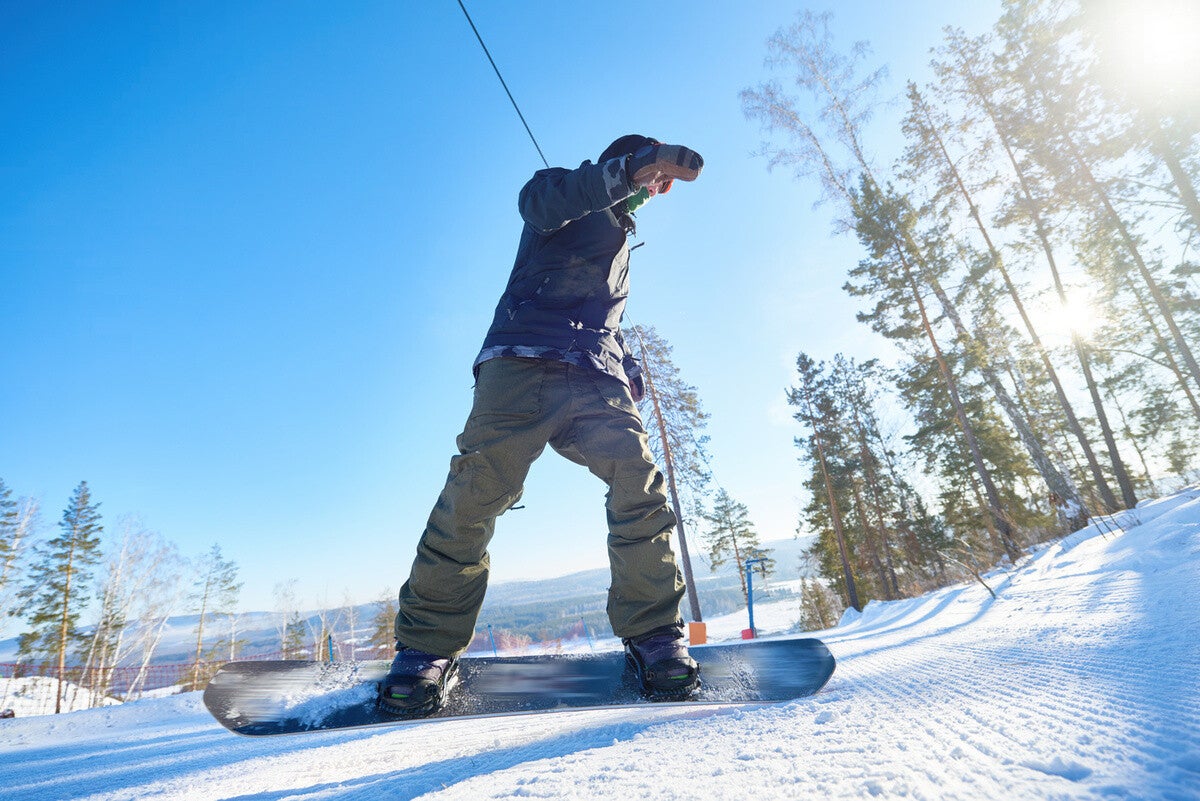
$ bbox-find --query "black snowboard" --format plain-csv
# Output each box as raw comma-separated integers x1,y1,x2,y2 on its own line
202,637,836,736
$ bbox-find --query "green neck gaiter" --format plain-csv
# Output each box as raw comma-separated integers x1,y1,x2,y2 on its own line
624,186,650,215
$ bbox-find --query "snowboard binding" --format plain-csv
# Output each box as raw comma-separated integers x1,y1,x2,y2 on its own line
623,623,701,701
377,647,461,718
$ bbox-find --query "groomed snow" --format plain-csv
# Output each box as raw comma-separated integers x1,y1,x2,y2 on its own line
2,489,1198,800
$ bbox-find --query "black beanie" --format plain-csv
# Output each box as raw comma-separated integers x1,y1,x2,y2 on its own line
599,134,657,163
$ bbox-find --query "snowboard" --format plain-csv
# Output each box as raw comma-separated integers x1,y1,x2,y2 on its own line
203,637,835,736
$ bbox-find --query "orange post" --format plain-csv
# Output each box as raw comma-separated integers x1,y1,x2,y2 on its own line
688,621,707,645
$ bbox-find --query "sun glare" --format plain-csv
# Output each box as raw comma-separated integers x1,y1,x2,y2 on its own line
1092,0,1200,107
1060,296,1102,339
1027,294,1104,345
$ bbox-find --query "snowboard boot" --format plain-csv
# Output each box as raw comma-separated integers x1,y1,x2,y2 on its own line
378,645,460,717
623,622,700,700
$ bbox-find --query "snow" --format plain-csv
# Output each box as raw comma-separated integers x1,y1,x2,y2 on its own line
2,489,1199,800
0,676,121,718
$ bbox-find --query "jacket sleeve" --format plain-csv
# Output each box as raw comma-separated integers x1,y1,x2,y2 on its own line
518,157,635,234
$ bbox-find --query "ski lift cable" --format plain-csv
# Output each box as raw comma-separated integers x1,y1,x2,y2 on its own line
455,0,550,169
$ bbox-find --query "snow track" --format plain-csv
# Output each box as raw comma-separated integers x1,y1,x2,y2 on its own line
2,491,1198,799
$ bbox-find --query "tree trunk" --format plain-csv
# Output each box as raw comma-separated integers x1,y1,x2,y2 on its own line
1075,335,1138,508
1149,118,1200,235
912,88,1093,521
961,69,1127,510
850,480,891,600
1102,380,1158,496
1032,67,1200,406
641,353,703,622
1117,268,1200,423
192,580,209,689
801,392,861,612
730,525,747,604
55,545,76,715
849,401,901,597
967,470,1004,558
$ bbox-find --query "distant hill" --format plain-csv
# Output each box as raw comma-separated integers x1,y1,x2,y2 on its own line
0,537,813,665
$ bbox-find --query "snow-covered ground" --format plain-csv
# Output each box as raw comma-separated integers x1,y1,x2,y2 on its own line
0,676,121,718
2,489,1198,800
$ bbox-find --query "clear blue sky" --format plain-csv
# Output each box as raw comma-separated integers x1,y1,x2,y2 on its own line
1,1,998,613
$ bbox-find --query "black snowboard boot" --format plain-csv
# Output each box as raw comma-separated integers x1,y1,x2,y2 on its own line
378,645,460,717
623,622,700,700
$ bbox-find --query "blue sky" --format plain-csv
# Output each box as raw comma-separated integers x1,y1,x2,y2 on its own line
1,1,999,613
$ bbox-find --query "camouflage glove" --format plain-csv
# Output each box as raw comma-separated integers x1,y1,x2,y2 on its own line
626,144,704,190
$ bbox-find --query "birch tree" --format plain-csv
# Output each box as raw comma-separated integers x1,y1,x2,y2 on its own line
189,544,241,687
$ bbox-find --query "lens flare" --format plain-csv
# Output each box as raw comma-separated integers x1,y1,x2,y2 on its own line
1029,294,1103,344
1090,0,1200,108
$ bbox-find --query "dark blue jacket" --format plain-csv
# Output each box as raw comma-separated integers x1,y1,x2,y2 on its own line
478,156,641,383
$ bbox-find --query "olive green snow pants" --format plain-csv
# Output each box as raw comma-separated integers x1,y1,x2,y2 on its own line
394,357,685,658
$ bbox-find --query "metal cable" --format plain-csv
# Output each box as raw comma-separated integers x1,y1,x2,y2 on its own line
455,0,550,168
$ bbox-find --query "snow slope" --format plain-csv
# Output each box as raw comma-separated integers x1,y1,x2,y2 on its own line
2,490,1198,800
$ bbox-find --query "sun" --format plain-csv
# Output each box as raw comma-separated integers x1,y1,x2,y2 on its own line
1089,0,1200,109
1026,293,1103,346
1058,296,1102,340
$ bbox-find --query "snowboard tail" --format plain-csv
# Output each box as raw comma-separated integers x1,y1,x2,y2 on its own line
203,637,835,736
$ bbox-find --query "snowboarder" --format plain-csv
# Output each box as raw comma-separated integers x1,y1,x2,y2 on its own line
381,135,705,716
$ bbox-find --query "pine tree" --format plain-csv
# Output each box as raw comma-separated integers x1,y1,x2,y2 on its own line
743,2,1198,565
283,611,307,659
931,26,1138,511
631,323,712,622
799,577,841,631
370,591,398,659
0,479,17,592
1077,0,1200,237
701,489,774,604
0,479,39,635
630,325,712,508
831,356,905,597
789,354,862,610
742,12,1021,560
17,481,104,713
849,179,1025,560
998,1,1200,461
901,81,1092,525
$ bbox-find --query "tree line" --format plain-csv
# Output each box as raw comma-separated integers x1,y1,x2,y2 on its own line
734,0,1198,617
0,468,782,712
0,477,450,712
0,478,253,709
